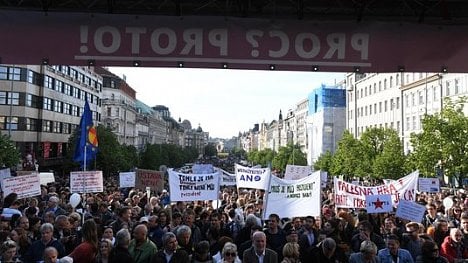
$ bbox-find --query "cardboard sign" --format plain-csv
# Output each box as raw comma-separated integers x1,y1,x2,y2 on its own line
136,169,164,192
235,164,270,190
418,178,440,193
169,170,220,201
365,194,393,213
39,172,55,185
396,200,426,223
2,173,41,198
119,172,136,188
70,171,104,193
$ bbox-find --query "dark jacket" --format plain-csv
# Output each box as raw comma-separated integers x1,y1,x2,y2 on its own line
242,247,278,263
151,249,189,263
24,238,65,263
109,246,135,263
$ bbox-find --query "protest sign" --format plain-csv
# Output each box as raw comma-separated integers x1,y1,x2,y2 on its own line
219,169,236,186
136,169,164,192
0,168,11,189
284,165,312,180
365,194,393,213
192,164,214,174
418,178,440,193
235,164,270,190
39,172,55,185
2,173,41,198
334,171,419,209
70,171,103,193
396,200,426,223
168,170,219,201
119,172,136,188
263,173,321,219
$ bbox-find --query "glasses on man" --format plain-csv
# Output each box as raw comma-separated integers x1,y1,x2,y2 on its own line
225,252,236,257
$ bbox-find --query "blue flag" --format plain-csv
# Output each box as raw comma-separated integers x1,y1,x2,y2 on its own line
73,100,98,167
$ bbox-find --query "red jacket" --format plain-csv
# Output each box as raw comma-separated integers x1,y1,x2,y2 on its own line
440,235,468,263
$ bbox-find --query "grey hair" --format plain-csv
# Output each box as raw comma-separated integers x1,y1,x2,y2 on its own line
40,223,54,233
162,232,176,246
176,225,191,238
360,240,377,254
245,214,259,227
115,228,131,247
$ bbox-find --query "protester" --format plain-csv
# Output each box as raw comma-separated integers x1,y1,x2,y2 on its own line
69,219,99,263
109,228,134,263
439,228,468,263
0,239,20,262
349,240,380,263
128,224,158,263
24,223,66,262
96,238,113,263
280,242,300,263
190,240,213,263
377,234,413,263
243,231,278,263
216,242,241,263
151,232,189,263
415,240,449,263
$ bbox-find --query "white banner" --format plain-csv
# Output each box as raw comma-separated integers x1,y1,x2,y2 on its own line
169,170,220,201
219,169,237,186
39,172,55,185
0,168,11,187
2,173,41,198
284,165,312,180
334,171,419,209
192,164,214,174
418,178,440,193
264,173,321,219
70,171,104,193
396,200,426,223
119,172,136,188
365,194,393,214
235,164,270,190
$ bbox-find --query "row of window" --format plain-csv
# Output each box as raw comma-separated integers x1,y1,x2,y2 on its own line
0,116,77,134
354,75,400,100
350,97,401,119
355,121,401,136
50,65,102,91
0,91,101,121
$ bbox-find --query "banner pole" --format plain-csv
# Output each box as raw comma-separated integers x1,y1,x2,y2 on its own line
262,168,273,220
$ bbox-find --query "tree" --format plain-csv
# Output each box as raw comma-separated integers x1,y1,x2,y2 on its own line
272,144,307,173
247,148,276,167
0,134,20,168
204,143,218,157
409,98,468,185
94,125,127,176
314,151,333,173
372,129,407,179
331,130,367,178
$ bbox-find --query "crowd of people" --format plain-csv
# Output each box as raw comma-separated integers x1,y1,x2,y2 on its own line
0,174,467,263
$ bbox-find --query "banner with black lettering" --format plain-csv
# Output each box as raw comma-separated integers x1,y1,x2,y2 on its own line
219,169,237,186
263,173,321,219
235,164,270,190
334,171,419,209
168,170,220,201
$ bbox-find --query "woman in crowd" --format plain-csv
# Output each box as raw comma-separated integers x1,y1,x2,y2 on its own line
281,242,300,263
95,238,113,263
217,242,241,263
415,240,449,263
69,219,99,263
9,227,30,260
101,226,115,245
0,239,20,262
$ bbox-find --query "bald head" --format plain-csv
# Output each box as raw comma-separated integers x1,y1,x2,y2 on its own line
133,224,148,243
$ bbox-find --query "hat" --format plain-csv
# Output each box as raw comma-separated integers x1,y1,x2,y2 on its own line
139,217,149,223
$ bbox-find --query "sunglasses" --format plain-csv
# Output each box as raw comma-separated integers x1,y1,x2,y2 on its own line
225,252,236,257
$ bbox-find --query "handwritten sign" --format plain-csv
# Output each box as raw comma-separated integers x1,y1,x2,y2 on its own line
235,164,270,190
396,200,426,223
2,173,41,198
365,194,393,213
70,171,104,193
264,173,321,219
135,169,164,192
119,172,136,188
39,172,55,185
334,171,419,208
284,165,312,180
169,170,220,201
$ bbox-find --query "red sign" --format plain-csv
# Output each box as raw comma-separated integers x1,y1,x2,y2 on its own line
43,142,50,159
1,11,468,72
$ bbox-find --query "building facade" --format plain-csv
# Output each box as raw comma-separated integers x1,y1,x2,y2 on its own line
0,64,102,170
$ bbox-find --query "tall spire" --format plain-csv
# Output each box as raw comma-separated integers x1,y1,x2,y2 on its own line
279,110,283,121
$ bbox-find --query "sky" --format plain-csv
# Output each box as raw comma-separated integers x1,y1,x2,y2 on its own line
108,67,345,139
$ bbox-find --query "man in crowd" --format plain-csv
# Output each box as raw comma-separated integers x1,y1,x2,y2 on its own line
129,224,158,263
24,223,66,263
264,213,287,257
151,232,189,263
377,234,414,263
243,231,278,263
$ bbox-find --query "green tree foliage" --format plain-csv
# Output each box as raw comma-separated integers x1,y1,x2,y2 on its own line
272,144,307,173
230,147,247,159
204,143,218,157
372,129,406,179
314,151,333,172
95,125,127,176
409,98,468,185
0,134,20,168
140,144,198,170
247,148,276,167
331,130,367,178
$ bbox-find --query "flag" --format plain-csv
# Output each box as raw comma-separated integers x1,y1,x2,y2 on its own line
73,100,98,167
